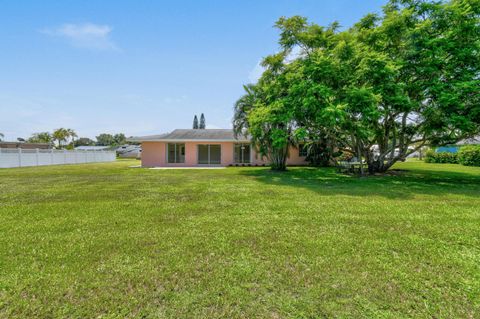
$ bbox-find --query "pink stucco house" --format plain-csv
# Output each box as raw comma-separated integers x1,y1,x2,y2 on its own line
130,129,308,167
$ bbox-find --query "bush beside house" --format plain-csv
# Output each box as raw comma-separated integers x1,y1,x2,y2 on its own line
458,146,480,167
425,146,480,166
425,150,458,164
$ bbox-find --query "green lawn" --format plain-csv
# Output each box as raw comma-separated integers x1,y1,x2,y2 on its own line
1,160,479,318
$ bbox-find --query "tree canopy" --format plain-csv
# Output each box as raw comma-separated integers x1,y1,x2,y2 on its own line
234,0,480,172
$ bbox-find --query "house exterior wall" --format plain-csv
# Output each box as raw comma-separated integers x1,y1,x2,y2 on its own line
141,142,166,167
141,141,308,167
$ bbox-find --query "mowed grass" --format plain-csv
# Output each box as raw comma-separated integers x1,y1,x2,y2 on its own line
0,160,479,318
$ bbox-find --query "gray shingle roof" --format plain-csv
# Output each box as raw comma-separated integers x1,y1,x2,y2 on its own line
128,129,250,142
457,135,480,145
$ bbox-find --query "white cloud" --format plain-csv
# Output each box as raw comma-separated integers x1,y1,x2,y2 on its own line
41,23,118,51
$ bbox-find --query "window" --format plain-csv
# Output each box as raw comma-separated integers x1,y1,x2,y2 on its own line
234,144,250,163
299,144,308,157
167,143,185,163
197,144,221,164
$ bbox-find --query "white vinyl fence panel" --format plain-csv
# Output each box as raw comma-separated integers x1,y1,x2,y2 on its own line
0,148,116,168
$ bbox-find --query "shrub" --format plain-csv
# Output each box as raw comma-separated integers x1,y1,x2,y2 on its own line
458,145,480,166
424,150,435,163
425,150,458,164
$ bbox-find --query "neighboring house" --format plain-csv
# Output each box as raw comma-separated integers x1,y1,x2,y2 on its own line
128,129,308,167
75,146,112,151
0,142,51,149
116,144,142,158
435,135,480,153
371,145,415,159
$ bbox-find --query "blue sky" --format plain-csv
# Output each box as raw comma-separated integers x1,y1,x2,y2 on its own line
0,0,387,140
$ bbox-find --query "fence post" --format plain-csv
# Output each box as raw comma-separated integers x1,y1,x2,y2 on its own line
64,149,67,164
35,148,39,166
18,148,22,167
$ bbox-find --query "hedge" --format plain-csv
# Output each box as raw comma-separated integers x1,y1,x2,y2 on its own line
425,150,458,164
458,145,480,166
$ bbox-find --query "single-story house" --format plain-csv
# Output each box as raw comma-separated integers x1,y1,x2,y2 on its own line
0,142,51,149
75,146,112,151
129,129,308,167
435,135,480,153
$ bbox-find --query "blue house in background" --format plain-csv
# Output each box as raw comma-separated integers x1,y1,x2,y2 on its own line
435,146,460,153
435,136,480,153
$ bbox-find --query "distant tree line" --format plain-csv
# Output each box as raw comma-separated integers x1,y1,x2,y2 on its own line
94,133,127,146
15,129,129,149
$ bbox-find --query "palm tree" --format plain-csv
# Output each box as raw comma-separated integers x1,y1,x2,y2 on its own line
53,128,69,149
66,129,77,148
233,84,257,137
234,83,293,171
28,132,53,144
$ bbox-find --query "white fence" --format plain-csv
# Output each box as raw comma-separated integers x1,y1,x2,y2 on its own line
0,148,116,168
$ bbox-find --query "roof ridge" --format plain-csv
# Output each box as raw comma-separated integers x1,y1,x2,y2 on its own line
128,128,249,142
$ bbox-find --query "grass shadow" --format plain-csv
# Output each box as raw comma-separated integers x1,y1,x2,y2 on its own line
239,165,480,200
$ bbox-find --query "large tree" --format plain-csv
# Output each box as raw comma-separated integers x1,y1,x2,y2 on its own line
52,128,78,149
0,132,4,141
235,0,480,173
52,128,70,149
113,133,126,145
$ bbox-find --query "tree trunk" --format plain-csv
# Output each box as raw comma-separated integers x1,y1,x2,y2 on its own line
356,143,364,175
270,146,288,171
367,159,386,174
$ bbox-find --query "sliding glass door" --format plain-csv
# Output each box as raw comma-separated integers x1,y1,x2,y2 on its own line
197,144,221,165
198,145,209,164
234,143,250,164
167,143,185,163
